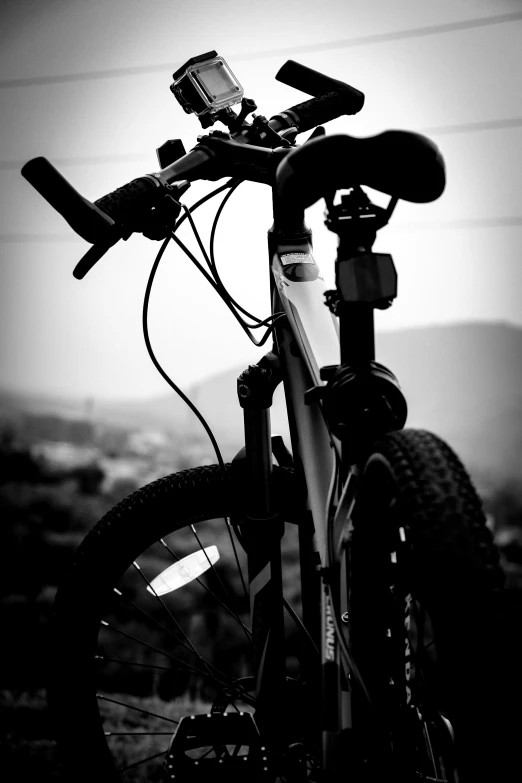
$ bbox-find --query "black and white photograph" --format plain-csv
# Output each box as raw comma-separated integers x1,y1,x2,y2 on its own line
1,1,521,781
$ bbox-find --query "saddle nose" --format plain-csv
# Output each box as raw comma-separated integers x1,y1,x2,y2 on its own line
276,130,446,207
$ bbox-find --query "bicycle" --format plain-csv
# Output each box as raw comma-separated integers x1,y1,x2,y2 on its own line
22,52,505,783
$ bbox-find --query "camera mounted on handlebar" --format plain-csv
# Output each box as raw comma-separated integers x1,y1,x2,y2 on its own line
170,51,248,129
170,50,282,143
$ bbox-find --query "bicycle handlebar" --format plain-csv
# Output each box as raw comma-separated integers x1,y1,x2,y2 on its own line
20,56,446,279
21,58,365,244
269,91,364,135
21,157,192,277
269,60,364,135
275,59,364,109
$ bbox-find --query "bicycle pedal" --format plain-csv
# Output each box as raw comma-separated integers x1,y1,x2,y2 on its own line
164,711,272,782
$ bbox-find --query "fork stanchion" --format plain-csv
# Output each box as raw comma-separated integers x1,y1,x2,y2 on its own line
234,354,289,746
242,407,273,519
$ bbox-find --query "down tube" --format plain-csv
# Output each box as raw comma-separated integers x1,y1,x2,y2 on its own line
271,245,339,565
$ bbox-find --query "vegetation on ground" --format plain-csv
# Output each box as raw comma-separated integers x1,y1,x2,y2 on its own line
1,414,521,780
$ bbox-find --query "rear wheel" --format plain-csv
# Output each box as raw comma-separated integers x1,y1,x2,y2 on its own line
49,464,316,782
345,429,505,782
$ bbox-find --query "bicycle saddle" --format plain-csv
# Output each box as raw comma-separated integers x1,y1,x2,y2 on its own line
276,130,446,206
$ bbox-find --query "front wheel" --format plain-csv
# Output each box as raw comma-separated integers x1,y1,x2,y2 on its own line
48,464,314,782
345,429,506,783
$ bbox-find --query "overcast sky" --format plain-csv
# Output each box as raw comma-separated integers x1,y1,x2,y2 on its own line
1,0,521,400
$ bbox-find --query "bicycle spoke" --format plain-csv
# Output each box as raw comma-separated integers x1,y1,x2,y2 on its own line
132,560,203,654
97,694,179,725
131,560,230,683
190,522,248,604
105,731,173,736
100,620,224,683
283,597,320,657
160,537,253,645
100,620,254,702
96,655,254,708
112,584,252,696
224,520,249,601
95,655,172,672
113,586,213,661
118,749,167,772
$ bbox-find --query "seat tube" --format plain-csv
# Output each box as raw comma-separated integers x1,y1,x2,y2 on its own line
339,302,375,364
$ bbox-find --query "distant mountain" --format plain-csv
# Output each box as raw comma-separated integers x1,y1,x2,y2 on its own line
184,322,522,486
1,322,521,487
377,322,522,486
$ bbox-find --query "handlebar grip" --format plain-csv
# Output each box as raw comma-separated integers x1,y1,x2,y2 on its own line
21,157,115,244
94,176,160,233
276,59,364,112
271,91,364,135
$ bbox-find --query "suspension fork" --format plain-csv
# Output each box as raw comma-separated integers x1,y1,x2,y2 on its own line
233,350,288,743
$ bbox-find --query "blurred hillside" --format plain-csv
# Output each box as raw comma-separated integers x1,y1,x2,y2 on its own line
189,322,522,489
176,321,522,491
1,322,521,490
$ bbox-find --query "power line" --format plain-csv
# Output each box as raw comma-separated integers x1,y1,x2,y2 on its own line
417,117,522,137
236,11,522,62
0,12,520,90
0,233,84,243
0,152,151,171
2,116,521,172
389,217,522,230
2,217,522,244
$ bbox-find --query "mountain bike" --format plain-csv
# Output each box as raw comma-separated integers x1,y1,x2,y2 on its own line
22,52,505,783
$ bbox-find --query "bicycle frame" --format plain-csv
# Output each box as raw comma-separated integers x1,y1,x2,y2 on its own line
271,226,353,768
270,228,339,565
236,211,358,761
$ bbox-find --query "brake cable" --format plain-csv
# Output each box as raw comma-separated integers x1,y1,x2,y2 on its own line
142,179,282,601
208,181,263,323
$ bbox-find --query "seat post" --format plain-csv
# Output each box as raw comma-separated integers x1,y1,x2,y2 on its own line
306,189,407,461
323,187,397,363
339,303,375,365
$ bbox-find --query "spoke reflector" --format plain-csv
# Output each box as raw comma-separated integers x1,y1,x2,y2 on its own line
147,546,220,595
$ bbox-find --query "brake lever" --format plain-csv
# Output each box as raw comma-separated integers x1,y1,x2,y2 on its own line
277,125,324,148
73,184,191,278
305,126,326,142
73,227,122,280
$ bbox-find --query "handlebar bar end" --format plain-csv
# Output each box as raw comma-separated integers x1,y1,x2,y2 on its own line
21,157,116,244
